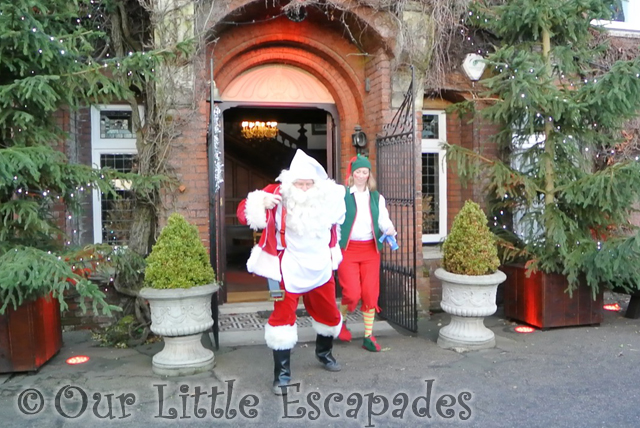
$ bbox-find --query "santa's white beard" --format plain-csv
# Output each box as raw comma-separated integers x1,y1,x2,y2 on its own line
282,183,332,237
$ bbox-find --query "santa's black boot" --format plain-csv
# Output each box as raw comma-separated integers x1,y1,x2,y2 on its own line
272,349,292,395
315,334,341,372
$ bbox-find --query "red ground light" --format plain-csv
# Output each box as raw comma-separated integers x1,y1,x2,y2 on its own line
514,326,536,333
66,355,90,365
603,303,621,311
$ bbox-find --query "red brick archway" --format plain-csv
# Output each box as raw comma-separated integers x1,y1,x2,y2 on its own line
215,46,363,134
209,17,369,160
169,1,398,253
204,0,399,168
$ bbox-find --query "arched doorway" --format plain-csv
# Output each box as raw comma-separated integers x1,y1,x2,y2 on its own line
217,65,339,303
201,1,412,319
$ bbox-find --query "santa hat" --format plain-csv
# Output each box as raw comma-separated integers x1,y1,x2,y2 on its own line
277,149,328,183
345,154,372,182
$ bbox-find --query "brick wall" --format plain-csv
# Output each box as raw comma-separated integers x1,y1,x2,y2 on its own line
361,47,392,176
51,109,70,234
163,102,212,248
61,282,129,331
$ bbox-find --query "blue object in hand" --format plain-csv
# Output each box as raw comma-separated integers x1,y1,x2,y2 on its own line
379,234,399,251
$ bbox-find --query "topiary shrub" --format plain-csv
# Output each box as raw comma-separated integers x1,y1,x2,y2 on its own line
144,213,215,289
442,200,500,276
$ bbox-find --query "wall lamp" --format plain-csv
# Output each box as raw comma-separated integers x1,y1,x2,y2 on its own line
352,125,368,155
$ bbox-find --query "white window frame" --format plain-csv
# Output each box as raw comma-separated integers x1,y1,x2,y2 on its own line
91,105,143,244
421,110,448,244
592,0,640,36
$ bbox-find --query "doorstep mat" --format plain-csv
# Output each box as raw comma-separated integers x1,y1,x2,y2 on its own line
219,310,363,332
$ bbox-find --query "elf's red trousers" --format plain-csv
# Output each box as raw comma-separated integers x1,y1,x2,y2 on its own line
337,239,380,312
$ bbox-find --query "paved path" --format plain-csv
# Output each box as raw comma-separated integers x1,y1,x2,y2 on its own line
1,295,639,427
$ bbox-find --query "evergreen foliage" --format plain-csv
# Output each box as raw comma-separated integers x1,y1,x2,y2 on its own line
442,200,500,275
144,213,215,290
0,0,188,314
446,0,640,295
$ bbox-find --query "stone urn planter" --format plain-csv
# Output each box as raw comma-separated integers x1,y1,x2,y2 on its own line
142,213,219,376
140,283,219,376
435,200,504,352
435,268,506,350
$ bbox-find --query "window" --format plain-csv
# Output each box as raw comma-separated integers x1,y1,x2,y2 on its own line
99,154,135,245
91,105,143,245
421,110,448,244
592,0,640,34
100,110,135,139
510,133,545,241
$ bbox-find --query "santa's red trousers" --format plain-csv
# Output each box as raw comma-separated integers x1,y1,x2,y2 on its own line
268,275,342,327
337,239,381,312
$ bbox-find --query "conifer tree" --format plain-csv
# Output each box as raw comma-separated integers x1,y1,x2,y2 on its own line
447,0,640,295
0,0,186,314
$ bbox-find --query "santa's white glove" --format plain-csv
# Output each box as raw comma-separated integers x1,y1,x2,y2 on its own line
263,193,282,209
385,226,396,236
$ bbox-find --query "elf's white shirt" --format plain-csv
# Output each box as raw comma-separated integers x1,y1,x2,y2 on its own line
348,186,394,241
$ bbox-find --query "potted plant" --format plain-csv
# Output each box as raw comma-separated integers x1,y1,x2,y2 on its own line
434,200,506,350
1,231,122,374
140,213,219,376
446,1,640,328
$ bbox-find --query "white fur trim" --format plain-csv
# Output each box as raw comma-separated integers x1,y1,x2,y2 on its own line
265,323,298,350
312,314,343,338
330,245,343,270
246,246,281,282
244,190,268,230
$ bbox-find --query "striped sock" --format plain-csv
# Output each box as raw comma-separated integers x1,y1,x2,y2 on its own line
363,308,375,337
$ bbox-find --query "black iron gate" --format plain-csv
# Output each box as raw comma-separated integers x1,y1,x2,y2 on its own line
376,67,418,332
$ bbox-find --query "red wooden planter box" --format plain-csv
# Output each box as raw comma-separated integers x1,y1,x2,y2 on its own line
502,265,603,329
0,295,63,373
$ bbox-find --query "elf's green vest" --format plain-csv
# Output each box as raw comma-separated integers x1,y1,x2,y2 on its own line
339,187,383,250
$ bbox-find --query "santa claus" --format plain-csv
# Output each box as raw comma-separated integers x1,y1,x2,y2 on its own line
236,149,346,395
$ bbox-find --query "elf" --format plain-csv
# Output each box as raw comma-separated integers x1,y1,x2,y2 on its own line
337,154,396,352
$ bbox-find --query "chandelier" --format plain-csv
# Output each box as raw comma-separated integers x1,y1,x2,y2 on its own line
241,121,278,139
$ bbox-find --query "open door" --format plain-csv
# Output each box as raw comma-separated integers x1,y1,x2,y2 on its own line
209,102,226,303
207,76,224,349
326,112,337,179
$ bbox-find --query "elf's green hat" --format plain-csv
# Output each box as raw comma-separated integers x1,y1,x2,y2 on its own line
351,154,371,171
346,154,372,181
